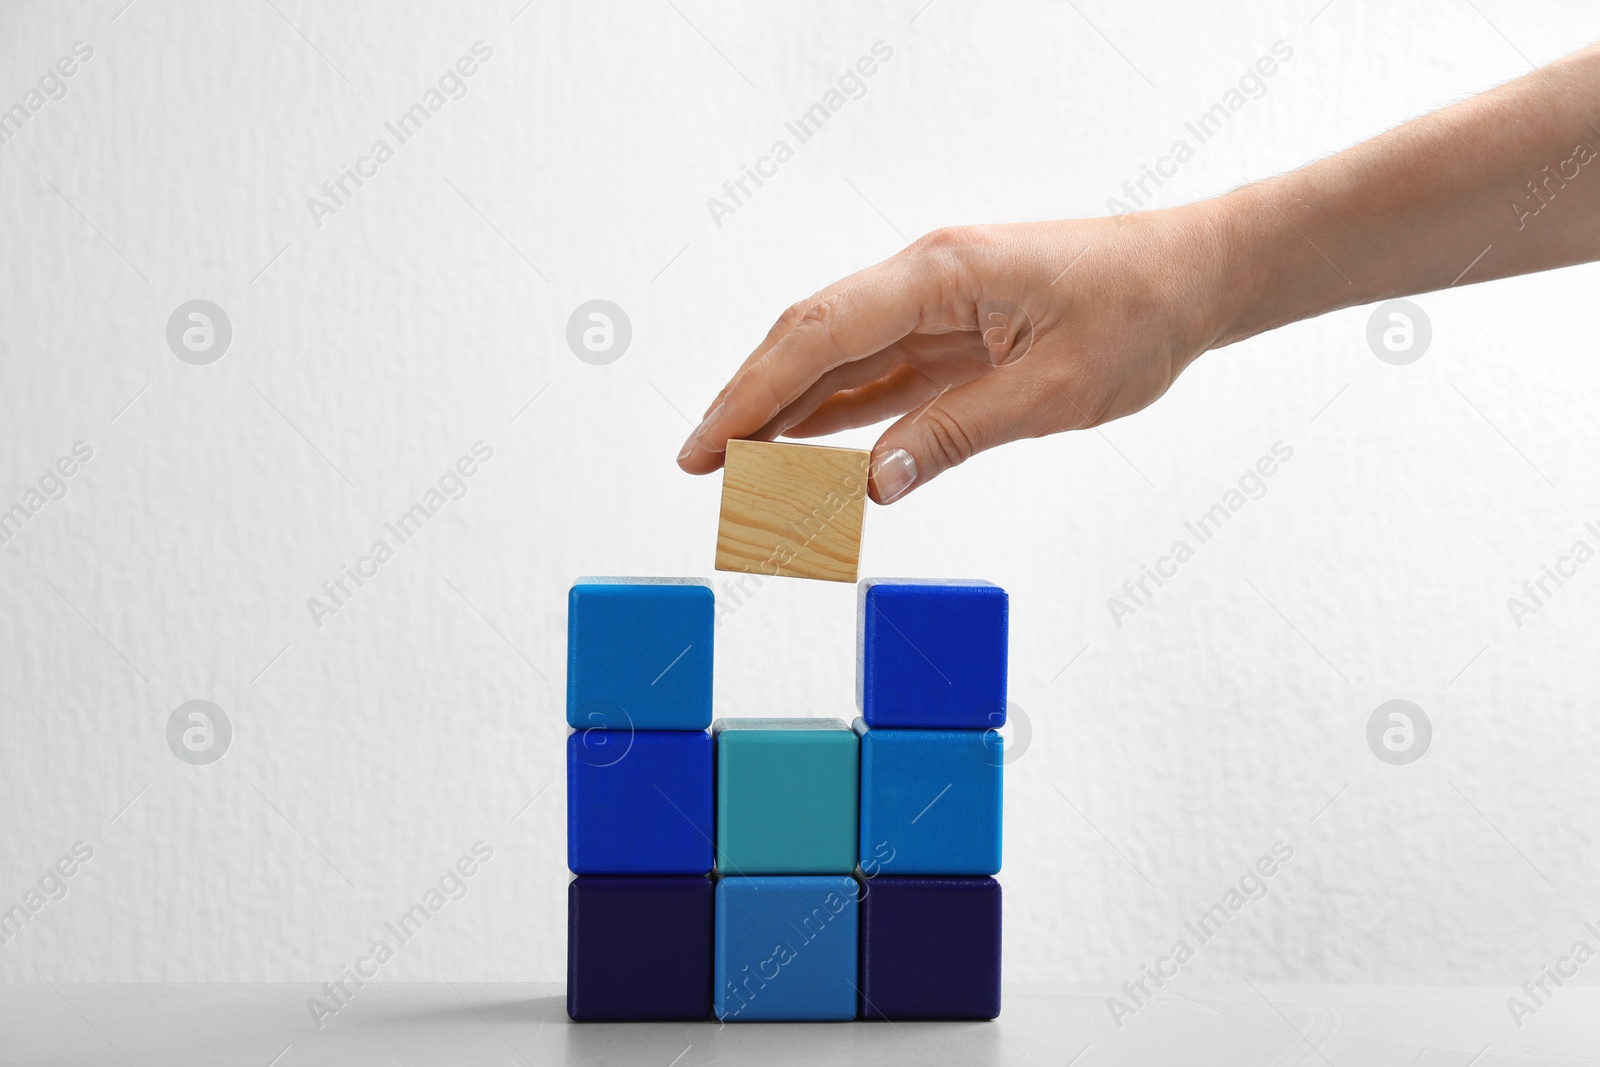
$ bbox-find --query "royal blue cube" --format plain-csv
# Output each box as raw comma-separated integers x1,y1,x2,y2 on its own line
567,730,713,874
856,720,1001,875
859,876,1001,1020
714,876,859,1021
567,876,713,1020
857,579,1007,728
568,577,714,730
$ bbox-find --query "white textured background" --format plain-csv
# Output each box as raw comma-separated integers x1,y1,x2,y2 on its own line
1,0,1598,1010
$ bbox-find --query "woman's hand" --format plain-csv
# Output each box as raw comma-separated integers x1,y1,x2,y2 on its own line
676,203,1243,503
678,43,1600,504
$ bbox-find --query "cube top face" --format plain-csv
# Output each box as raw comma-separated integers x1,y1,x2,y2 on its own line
568,876,713,1021
855,720,1002,876
715,876,860,1021
567,578,713,730
859,876,1001,1021
858,578,1008,728
715,719,858,875
713,716,851,734
567,730,714,875
715,439,869,584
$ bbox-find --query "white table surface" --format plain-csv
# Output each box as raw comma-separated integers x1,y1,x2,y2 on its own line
2,984,1596,1066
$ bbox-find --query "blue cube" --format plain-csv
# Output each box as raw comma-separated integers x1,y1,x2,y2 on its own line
568,577,714,730
567,730,713,875
857,579,1007,728
859,876,1001,1020
568,876,713,1020
714,875,860,1021
856,720,1002,875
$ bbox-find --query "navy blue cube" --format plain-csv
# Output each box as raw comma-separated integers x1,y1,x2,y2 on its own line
859,876,1001,1020
568,578,714,730
567,729,713,874
567,876,713,1020
856,720,1002,875
857,579,1007,728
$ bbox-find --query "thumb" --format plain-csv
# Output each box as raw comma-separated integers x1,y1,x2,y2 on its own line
868,369,1044,504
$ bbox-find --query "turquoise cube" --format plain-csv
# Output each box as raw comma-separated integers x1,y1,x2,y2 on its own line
855,719,1002,875
714,875,860,1021
714,719,858,875
567,577,713,730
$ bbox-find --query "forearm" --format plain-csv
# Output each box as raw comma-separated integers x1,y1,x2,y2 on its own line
1212,42,1600,347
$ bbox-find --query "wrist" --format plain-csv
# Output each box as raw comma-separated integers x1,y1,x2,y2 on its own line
1202,186,1288,350
1202,175,1364,350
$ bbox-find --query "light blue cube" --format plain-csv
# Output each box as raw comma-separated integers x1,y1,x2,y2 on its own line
567,577,713,730
855,719,1002,876
714,875,860,1021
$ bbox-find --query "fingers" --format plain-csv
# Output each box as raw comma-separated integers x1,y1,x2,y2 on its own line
770,328,1008,439
677,245,963,473
868,366,1055,504
750,346,907,441
693,312,799,423
783,366,942,439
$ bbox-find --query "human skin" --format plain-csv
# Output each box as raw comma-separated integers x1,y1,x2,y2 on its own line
676,43,1600,504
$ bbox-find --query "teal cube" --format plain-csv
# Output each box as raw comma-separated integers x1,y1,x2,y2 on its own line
714,718,858,875
855,719,1002,875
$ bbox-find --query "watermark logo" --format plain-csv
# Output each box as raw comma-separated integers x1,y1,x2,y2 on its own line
0,40,94,149
970,299,1033,367
571,706,635,768
1366,699,1430,765
166,300,232,365
706,40,894,229
1505,521,1600,628
305,41,494,229
1108,839,1296,1028
1106,40,1294,218
1507,919,1600,1029
1366,299,1430,365
308,841,495,1028
978,701,1031,767
306,442,495,629
566,300,631,365
0,440,93,548
1512,144,1597,230
1107,440,1295,627
167,700,232,765
0,841,95,945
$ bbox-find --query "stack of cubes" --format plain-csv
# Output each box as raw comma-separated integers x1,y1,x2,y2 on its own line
565,576,1007,1022
565,577,716,1022
854,578,1007,1021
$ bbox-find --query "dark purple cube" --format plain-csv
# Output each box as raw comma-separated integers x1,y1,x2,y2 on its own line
859,876,1001,1020
567,876,713,1021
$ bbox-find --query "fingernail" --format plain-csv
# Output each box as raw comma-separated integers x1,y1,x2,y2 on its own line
678,401,725,461
873,448,918,504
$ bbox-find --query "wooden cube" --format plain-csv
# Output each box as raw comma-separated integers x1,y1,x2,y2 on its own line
715,440,869,583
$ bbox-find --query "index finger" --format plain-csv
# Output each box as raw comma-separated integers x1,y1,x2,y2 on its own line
677,245,951,473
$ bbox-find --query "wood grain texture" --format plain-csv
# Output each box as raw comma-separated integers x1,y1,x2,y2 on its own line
715,439,869,583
